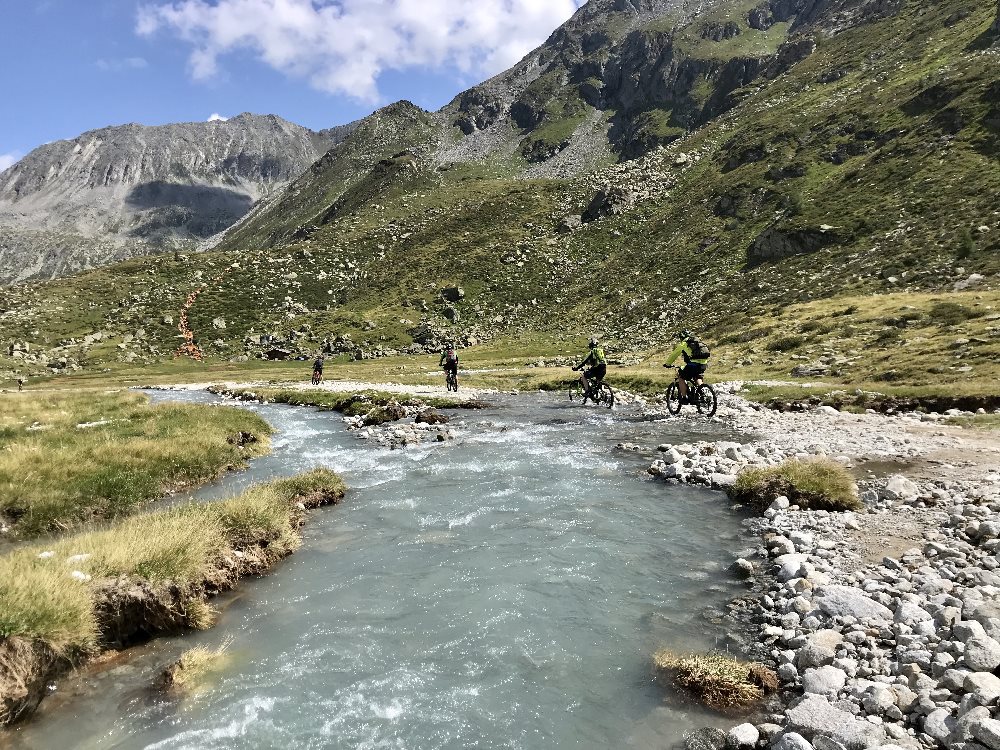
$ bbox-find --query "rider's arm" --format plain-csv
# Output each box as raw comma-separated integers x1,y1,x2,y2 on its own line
663,342,687,367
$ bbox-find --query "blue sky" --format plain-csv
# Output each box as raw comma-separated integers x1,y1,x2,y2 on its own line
0,0,584,169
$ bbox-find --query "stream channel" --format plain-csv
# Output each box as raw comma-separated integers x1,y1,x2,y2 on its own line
10,390,753,750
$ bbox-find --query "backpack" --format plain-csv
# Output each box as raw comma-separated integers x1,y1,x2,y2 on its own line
687,337,711,360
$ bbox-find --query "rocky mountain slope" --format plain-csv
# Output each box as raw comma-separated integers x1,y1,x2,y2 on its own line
1,0,998,386
0,114,354,283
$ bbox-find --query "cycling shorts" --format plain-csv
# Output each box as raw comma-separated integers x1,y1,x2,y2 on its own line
679,362,706,381
585,364,607,382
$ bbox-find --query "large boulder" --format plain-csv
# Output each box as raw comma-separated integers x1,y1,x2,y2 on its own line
813,586,892,622
965,636,1000,672
802,666,847,697
923,709,957,745
972,717,1000,750
786,695,887,749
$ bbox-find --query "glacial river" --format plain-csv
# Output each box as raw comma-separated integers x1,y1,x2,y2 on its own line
9,390,751,750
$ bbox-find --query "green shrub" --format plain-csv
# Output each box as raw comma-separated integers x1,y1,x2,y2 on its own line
729,458,860,511
957,228,975,259
929,301,984,326
767,335,806,352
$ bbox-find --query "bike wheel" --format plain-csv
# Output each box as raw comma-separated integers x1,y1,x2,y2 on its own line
598,383,615,409
568,382,582,402
695,384,718,418
666,383,682,415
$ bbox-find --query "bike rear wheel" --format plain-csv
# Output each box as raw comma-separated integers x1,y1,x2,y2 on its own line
597,382,615,409
695,384,718,418
665,382,682,415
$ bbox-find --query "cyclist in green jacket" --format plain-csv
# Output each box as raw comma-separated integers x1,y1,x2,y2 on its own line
663,330,710,403
572,337,607,394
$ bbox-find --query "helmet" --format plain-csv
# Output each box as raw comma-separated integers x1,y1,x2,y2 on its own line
588,337,599,348
679,329,692,341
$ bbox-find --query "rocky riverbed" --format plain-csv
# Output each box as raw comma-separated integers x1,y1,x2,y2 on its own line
642,385,1000,750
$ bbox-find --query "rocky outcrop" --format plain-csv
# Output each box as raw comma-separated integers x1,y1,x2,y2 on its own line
746,227,838,267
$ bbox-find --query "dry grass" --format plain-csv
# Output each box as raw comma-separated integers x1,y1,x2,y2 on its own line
729,458,861,512
0,390,272,537
654,650,777,710
0,469,344,652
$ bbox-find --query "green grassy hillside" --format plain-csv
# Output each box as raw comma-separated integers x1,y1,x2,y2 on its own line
0,0,996,395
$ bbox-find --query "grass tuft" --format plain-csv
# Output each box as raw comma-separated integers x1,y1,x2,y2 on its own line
164,638,233,690
729,458,860,512
653,650,777,710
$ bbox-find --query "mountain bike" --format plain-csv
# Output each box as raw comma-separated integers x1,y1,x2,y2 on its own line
665,374,717,417
311,370,322,386
445,369,459,392
568,378,615,408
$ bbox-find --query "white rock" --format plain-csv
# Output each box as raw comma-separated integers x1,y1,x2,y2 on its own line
802,666,848,697
965,636,1000,672
965,672,1000,703
881,475,918,502
971,718,1000,750
727,723,760,749
814,585,893,622
923,709,956,744
774,733,814,750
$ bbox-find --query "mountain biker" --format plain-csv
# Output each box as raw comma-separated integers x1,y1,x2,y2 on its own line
312,356,324,384
663,330,710,403
440,343,459,383
572,337,607,394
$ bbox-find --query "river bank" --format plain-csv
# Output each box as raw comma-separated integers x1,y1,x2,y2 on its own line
0,470,346,727
8,379,999,747
639,385,1000,750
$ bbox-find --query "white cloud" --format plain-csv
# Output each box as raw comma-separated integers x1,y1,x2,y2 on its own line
137,0,585,102
207,113,229,121
0,153,22,172
96,57,149,72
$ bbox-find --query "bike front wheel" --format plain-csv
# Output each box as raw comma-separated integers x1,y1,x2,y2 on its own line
568,382,582,402
665,382,682,415
597,383,615,409
695,384,718,418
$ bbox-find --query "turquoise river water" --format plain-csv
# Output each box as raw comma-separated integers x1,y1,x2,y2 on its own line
7,391,751,750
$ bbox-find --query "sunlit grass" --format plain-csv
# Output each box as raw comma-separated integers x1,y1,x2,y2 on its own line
0,469,345,652
0,391,272,537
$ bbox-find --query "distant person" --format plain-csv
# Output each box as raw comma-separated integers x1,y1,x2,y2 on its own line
440,343,459,382
17,377,24,392
312,356,324,385
663,330,711,402
572,338,607,394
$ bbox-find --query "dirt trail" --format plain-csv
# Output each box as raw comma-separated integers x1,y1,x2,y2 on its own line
174,286,206,360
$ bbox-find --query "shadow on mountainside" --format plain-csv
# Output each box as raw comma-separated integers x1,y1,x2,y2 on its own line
125,182,254,238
